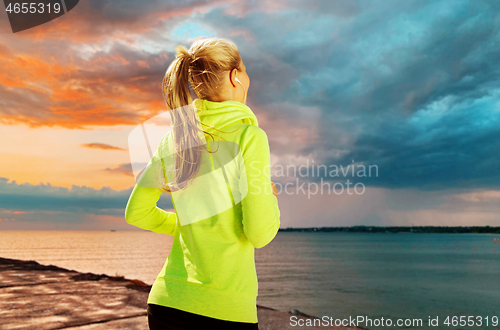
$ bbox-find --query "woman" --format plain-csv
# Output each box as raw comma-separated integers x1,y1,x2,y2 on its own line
125,37,280,330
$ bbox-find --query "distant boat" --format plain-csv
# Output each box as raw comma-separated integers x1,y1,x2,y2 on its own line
110,230,116,232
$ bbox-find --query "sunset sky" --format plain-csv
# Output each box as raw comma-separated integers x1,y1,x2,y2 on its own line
1,0,499,230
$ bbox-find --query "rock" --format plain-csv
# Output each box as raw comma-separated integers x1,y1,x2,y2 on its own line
290,308,318,318
0,256,366,330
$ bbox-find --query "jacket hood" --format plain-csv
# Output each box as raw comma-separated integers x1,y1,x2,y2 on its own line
194,98,259,132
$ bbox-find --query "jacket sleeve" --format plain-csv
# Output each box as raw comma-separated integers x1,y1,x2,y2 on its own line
240,125,281,249
124,141,177,236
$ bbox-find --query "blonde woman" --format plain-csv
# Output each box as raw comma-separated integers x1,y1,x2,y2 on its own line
125,37,280,330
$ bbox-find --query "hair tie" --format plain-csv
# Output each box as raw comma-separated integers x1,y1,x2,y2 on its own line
176,50,194,65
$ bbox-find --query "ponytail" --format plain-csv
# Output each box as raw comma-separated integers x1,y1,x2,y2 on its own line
162,46,204,192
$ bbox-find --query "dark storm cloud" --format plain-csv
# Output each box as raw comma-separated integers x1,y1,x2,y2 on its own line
318,101,500,190
87,0,213,19
199,0,500,190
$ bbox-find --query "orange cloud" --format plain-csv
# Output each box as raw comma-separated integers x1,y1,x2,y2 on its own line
51,86,88,101
0,51,76,92
81,143,126,151
1,210,28,214
0,0,259,131
105,163,134,177
453,190,500,203
0,40,170,129
137,60,150,68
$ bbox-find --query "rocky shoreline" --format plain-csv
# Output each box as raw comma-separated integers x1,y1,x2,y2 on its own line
0,257,365,330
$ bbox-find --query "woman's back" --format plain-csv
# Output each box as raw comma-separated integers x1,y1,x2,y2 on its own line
125,37,280,326
126,99,280,323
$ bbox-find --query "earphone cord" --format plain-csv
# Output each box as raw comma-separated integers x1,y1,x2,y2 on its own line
235,77,246,104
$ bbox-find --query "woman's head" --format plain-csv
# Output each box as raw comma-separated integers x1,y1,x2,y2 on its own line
162,37,249,108
159,37,249,193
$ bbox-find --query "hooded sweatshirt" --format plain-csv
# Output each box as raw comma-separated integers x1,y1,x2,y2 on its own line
124,98,281,323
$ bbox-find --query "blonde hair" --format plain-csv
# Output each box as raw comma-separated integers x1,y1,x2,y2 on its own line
161,37,242,192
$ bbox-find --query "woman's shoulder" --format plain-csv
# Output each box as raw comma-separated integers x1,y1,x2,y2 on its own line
240,124,268,141
238,125,269,153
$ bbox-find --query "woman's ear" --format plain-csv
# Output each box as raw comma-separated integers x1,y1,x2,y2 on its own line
229,68,238,88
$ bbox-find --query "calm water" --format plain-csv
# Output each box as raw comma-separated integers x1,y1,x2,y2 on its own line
1,230,499,329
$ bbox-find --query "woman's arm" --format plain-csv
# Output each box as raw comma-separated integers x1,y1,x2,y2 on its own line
240,125,281,249
124,139,177,236
124,184,177,236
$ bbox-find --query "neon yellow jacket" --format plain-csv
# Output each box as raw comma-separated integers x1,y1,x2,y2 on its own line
125,98,281,323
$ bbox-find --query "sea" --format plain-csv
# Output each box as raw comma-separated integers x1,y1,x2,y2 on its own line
1,230,499,330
